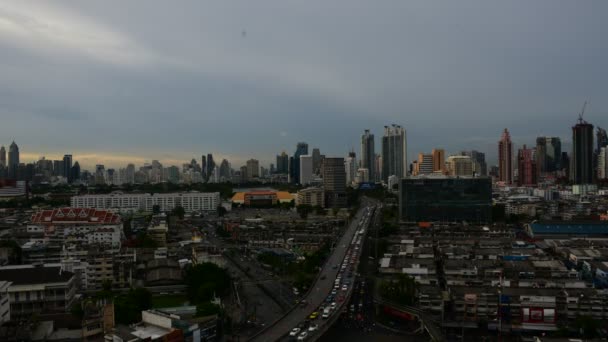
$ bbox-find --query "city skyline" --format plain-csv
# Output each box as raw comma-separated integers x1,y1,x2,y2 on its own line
0,1,607,168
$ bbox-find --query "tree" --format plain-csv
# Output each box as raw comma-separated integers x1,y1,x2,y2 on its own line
296,204,312,219
313,206,325,216
184,263,231,304
217,206,227,217
152,205,161,214
114,287,152,325
196,302,221,317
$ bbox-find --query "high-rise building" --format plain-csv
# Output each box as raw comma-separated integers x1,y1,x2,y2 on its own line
535,137,561,175
381,125,407,182
323,157,347,208
561,152,570,179
432,149,445,173
517,144,537,186
7,141,19,179
413,153,433,176
206,154,215,178
71,162,81,182
53,160,64,177
597,127,608,153
300,155,313,185
345,151,357,186
201,155,207,179
312,148,322,175
498,129,513,184
598,147,608,180
461,150,487,176
447,155,473,176
361,130,375,182
292,142,308,184
219,159,231,180
239,165,247,182
0,146,5,168
63,154,73,182
125,164,135,184
571,117,594,184
276,152,289,174
246,159,259,179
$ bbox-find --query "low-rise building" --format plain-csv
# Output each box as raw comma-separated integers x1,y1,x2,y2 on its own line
0,265,76,319
71,191,220,213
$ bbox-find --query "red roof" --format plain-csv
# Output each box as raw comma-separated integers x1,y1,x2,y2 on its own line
30,208,121,225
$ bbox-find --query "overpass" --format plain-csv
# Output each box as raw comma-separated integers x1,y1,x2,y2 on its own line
248,201,375,342
374,298,445,342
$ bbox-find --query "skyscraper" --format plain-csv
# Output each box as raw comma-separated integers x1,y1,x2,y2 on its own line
219,159,231,180
598,147,608,180
381,124,407,182
246,159,259,179
535,137,561,175
276,152,289,174
571,117,594,184
63,154,73,182
498,129,513,184
432,149,445,173
201,155,207,179
300,155,313,185
292,142,308,184
345,151,357,186
71,162,81,182
597,127,608,153
0,146,5,168
312,148,322,175
206,154,215,178
323,157,347,208
7,141,19,179
517,145,537,186
462,150,487,176
361,130,375,181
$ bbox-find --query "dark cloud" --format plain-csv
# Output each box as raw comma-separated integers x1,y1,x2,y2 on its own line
0,1,606,169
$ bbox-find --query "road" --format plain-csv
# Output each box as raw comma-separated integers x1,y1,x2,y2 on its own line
249,201,375,342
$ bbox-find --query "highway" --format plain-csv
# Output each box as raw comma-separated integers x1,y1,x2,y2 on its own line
249,201,375,342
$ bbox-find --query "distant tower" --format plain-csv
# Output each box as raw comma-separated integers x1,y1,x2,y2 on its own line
8,141,19,179
361,130,375,182
63,154,73,182
292,142,308,184
381,125,407,181
517,145,537,186
571,110,594,184
498,129,513,184
431,149,445,173
0,145,5,168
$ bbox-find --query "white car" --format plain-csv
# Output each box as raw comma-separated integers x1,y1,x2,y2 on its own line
297,331,308,341
342,285,348,291
330,302,337,309
308,324,318,332
290,327,301,336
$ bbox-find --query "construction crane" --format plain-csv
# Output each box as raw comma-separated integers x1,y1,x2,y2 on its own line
578,100,588,123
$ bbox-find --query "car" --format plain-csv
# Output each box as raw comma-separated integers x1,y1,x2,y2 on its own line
308,324,318,332
342,285,348,291
331,290,337,295
289,328,301,336
332,265,338,269
308,312,319,319
297,331,308,341
330,302,337,309
322,308,331,318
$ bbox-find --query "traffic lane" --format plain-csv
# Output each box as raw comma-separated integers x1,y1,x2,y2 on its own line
252,206,370,342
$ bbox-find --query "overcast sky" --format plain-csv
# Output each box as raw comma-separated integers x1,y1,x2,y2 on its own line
0,1,607,170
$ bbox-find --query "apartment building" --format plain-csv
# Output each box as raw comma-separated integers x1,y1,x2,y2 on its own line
71,191,220,213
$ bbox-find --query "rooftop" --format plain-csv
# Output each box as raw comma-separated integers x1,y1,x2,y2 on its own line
30,208,121,224
0,266,74,285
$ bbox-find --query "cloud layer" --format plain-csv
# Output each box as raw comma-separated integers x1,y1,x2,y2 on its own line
1,1,607,170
